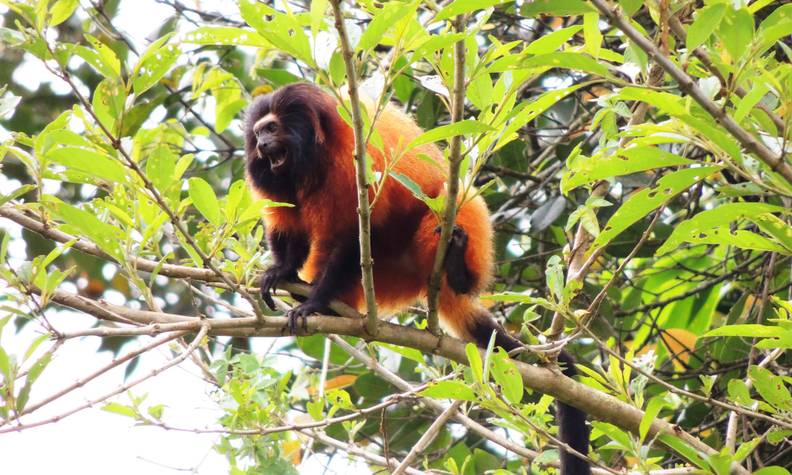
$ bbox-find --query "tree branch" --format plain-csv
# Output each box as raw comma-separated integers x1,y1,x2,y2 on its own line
31,284,735,467
330,0,378,335
426,15,467,335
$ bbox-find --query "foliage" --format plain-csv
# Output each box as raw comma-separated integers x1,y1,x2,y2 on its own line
0,0,791,473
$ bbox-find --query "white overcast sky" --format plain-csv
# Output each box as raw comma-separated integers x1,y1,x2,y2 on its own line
0,1,372,473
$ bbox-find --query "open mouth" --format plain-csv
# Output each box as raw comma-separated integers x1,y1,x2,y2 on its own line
269,155,287,171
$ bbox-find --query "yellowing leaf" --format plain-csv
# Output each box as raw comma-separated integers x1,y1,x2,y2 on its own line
662,328,698,366
282,439,302,465
324,374,358,391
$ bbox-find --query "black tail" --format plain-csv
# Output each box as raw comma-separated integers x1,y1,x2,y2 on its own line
470,316,591,475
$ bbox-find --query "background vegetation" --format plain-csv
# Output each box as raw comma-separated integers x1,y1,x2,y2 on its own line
0,0,791,473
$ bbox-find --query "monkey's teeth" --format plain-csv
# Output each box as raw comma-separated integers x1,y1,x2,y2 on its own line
270,156,286,170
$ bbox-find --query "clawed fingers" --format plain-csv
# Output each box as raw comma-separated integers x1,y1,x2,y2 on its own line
260,274,279,310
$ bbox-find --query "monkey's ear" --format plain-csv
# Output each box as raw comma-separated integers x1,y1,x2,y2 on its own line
308,106,327,145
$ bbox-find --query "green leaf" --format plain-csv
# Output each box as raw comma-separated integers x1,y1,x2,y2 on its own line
704,324,789,338
751,213,792,254
183,27,268,46
640,396,668,442
520,52,612,78
749,366,792,411
753,468,791,475
618,0,642,16
145,146,177,193
307,398,324,420
591,422,633,451
561,146,695,194
495,84,583,150
132,35,179,96
238,0,313,66
256,68,302,87
188,177,223,226
466,342,484,384
213,79,246,133
309,0,328,38
757,4,792,54
520,0,594,16
16,352,50,412
51,201,123,260
84,34,121,79
411,33,466,62
390,171,429,203
524,26,582,55
728,379,753,406
48,147,127,184
657,434,708,469
0,184,35,207
481,292,555,310
102,402,138,418
617,87,686,116
545,255,564,302
657,203,788,255
490,349,522,404
358,1,416,50
92,78,126,135
594,166,720,250
408,120,494,150
71,47,113,81
733,82,769,124
420,380,477,401
718,7,753,62
662,227,789,255
687,4,727,51
435,0,506,21
466,72,493,111
49,0,79,26
767,429,792,445
374,342,426,365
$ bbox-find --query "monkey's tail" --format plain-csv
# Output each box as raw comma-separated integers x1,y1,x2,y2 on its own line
468,313,591,475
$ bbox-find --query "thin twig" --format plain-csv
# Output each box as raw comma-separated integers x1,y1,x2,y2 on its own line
426,15,467,335
392,400,463,475
0,325,207,434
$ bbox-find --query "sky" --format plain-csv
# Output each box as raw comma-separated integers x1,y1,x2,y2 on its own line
0,1,374,473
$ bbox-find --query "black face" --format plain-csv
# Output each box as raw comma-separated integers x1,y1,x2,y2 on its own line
244,83,333,198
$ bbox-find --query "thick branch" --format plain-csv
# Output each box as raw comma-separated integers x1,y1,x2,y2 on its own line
37,286,733,466
0,205,747,466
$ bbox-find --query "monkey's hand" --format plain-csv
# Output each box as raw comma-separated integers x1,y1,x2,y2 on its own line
285,299,327,335
434,224,468,257
434,224,468,247
259,266,298,310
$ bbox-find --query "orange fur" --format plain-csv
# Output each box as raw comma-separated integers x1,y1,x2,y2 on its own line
253,88,494,340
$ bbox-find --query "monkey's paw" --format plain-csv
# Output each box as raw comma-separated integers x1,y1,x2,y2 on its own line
259,266,296,310
284,300,326,335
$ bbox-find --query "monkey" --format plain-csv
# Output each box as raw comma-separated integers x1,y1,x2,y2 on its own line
243,82,590,474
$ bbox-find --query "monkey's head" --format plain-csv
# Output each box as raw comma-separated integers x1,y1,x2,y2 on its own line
244,83,335,196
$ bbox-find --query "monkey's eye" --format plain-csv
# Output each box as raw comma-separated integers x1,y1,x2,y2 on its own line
265,122,279,133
